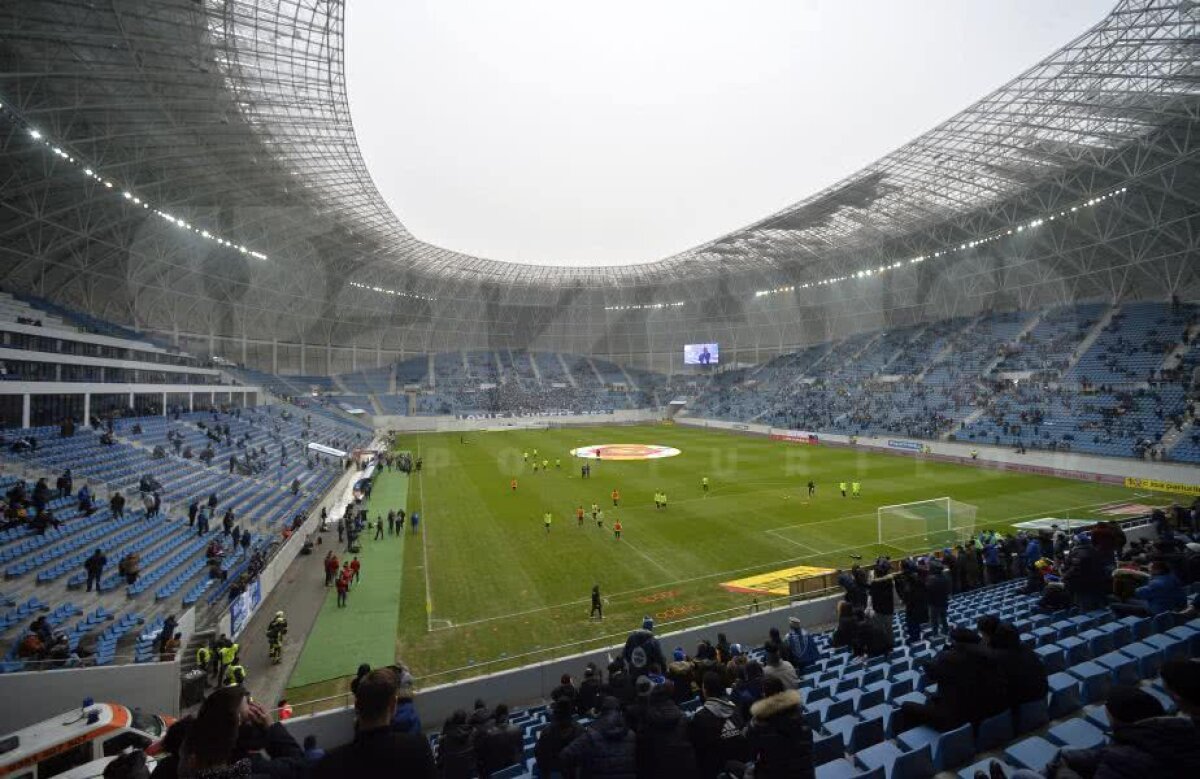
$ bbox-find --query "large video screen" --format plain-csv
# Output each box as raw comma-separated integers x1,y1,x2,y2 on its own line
684,343,719,365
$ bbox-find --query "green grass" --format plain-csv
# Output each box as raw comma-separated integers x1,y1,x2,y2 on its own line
286,423,1161,704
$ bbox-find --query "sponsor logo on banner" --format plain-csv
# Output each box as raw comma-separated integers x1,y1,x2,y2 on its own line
887,439,924,451
230,578,262,636
570,444,682,461
732,424,751,431
770,430,819,445
1124,477,1200,496
455,409,615,420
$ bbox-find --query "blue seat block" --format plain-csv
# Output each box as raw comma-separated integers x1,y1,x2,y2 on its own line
1119,641,1163,679
975,710,1015,753
813,731,846,768
1093,651,1138,685
1047,718,1106,750
1015,698,1050,733
857,741,934,779
1034,645,1066,674
817,760,883,779
1003,736,1060,771
1067,662,1111,704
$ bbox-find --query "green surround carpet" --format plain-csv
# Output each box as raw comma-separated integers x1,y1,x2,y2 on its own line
287,469,409,687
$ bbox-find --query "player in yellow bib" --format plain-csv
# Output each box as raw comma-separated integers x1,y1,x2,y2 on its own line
543,511,552,534
839,481,847,497
852,481,861,497
701,476,710,494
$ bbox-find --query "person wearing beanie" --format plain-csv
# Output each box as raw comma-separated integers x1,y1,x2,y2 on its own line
783,615,820,673
633,677,697,777
535,698,585,778
474,703,522,777
623,616,665,675
666,648,696,704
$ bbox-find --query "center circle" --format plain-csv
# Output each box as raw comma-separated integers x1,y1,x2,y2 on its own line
569,444,682,461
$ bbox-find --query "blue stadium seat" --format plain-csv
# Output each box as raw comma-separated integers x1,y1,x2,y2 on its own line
975,710,1015,752
1046,718,1106,751
1003,736,1060,771
855,741,933,779
1015,698,1050,733
813,731,846,767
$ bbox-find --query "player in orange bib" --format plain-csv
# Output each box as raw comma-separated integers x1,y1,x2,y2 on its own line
575,505,585,527
510,478,518,492
611,488,620,507
613,519,623,540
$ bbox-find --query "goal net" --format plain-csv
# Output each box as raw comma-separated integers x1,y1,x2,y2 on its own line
877,497,977,550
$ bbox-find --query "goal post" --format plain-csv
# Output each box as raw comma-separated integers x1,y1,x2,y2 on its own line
877,497,977,550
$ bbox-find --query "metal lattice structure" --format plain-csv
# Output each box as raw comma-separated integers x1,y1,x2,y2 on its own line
0,0,1197,366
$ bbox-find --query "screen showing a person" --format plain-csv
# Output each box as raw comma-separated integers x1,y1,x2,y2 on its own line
684,343,719,365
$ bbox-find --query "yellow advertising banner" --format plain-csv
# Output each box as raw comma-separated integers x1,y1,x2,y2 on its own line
1124,477,1200,497
720,565,835,596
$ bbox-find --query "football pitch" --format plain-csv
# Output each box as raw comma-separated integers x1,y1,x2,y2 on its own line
285,423,1157,703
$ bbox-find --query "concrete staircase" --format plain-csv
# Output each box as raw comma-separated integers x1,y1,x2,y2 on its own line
1062,302,1119,377
556,353,579,388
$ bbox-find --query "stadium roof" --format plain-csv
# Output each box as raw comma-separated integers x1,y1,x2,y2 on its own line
1,0,1197,292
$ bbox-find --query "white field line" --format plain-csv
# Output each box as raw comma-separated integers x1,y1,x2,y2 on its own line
416,440,435,633
427,495,1124,632
764,528,824,555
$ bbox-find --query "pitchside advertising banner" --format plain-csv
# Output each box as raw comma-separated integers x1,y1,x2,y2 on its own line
887,439,925,451
1124,477,1200,496
455,409,615,420
230,578,262,636
770,430,819,445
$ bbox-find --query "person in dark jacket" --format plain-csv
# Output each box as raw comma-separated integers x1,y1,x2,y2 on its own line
992,622,1048,708
782,616,821,673
688,671,749,779
434,710,475,779
925,562,951,638
166,685,308,779
1112,561,1186,616
560,696,637,779
731,662,765,722
897,568,929,643
635,683,698,778
1050,684,1200,779
830,601,858,649
84,549,106,593
535,698,585,779
475,703,523,776
578,663,605,716
623,617,665,675
867,568,896,648
313,669,435,779
743,676,814,779
895,628,1008,733
1063,536,1110,611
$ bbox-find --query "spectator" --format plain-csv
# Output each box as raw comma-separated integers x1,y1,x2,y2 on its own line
434,710,475,779
897,566,929,643
688,671,749,779
84,548,106,593
578,662,605,716
782,616,820,673
302,735,325,763
731,662,764,721
313,668,435,778
535,698,585,778
831,602,858,649
391,683,422,735
867,567,896,649
1063,535,1110,611
552,673,579,706
634,681,697,778
895,627,1008,733
1161,658,1200,721
623,617,665,675
978,622,1047,710
1041,684,1200,779
665,648,696,704
742,675,814,779
1126,560,1186,615
760,642,798,689
174,686,306,778
926,560,951,638
560,696,637,779
475,703,523,777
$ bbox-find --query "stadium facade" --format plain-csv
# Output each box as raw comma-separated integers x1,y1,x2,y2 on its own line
0,0,1197,372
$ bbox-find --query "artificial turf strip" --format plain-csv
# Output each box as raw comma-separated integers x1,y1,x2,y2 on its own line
286,423,1166,698
287,468,409,688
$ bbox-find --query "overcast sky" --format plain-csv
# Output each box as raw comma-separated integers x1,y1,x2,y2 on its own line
346,0,1114,267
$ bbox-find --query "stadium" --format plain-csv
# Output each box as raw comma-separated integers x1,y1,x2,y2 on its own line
0,0,1198,777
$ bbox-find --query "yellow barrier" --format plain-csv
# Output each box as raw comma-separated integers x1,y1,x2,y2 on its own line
1124,477,1200,497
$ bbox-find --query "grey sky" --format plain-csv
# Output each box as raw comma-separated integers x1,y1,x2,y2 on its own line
346,0,1115,267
